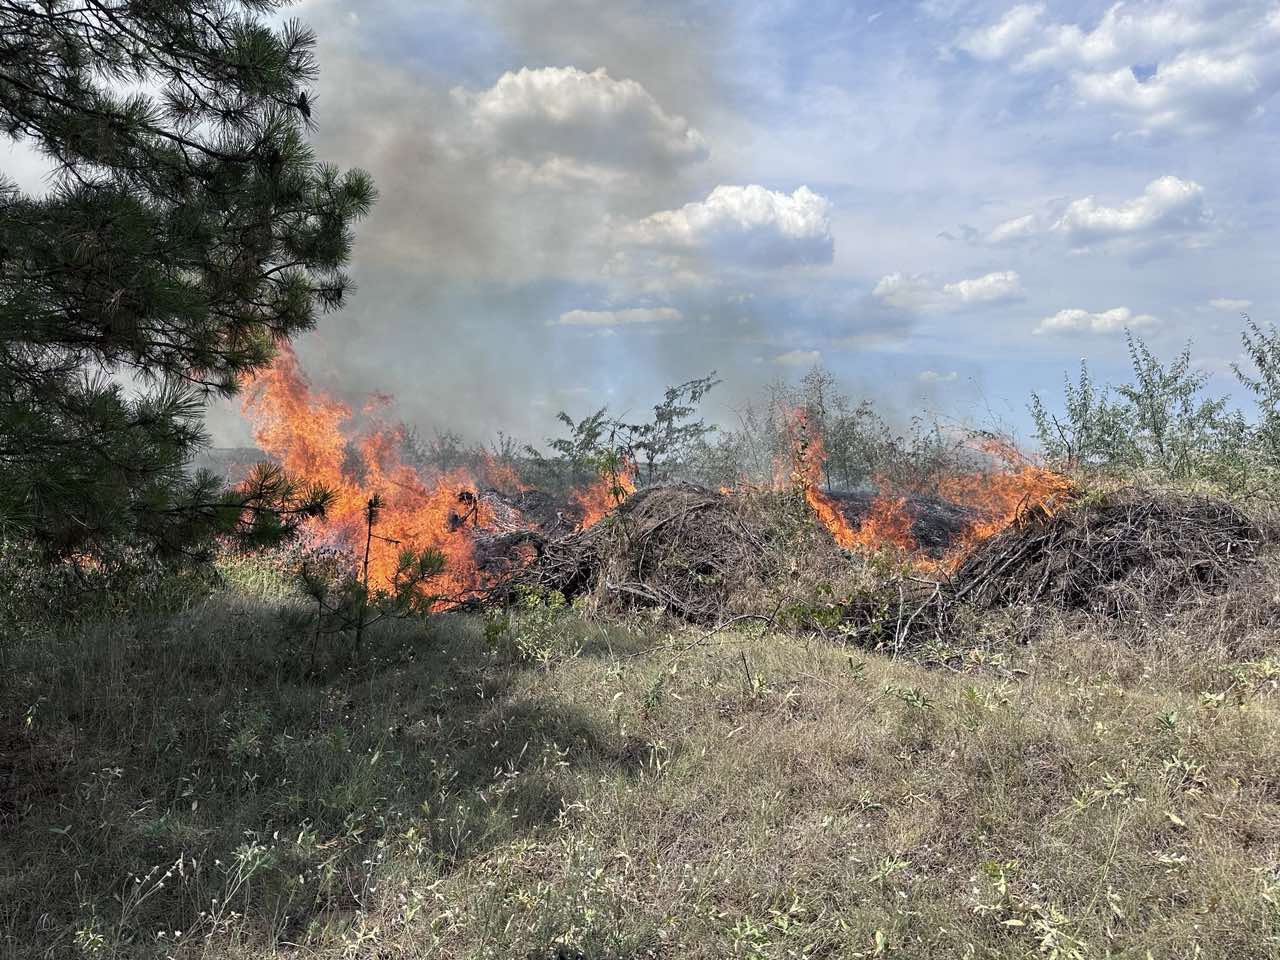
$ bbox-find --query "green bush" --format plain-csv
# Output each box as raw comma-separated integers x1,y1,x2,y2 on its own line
1031,321,1280,492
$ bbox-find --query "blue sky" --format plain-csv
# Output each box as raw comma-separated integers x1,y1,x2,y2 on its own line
153,2,1280,442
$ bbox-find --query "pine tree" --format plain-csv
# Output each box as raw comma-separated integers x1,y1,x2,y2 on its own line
0,0,374,558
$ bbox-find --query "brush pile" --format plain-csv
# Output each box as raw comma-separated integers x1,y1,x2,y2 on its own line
475,477,1268,641
494,483,777,623
948,491,1265,617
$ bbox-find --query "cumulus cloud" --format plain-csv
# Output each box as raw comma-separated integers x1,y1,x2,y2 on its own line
958,2,1280,133
1034,306,1158,334
944,270,1024,303
456,66,709,172
298,47,727,290
775,349,823,366
619,184,835,269
1052,175,1209,242
986,175,1211,249
1073,49,1280,132
874,270,1023,309
552,306,683,326
986,213,1039,244
1209,297,1252,310
1019,4,1216,70
958,3,1046,61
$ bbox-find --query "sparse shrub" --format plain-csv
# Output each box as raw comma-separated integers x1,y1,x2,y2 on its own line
484,589,576,665
0,537,212,633
1032,321,1280,493
294,494,445,662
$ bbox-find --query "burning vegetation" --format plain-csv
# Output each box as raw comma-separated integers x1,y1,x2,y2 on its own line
235,350,1259,640
783,409,1077,573
242,346,494,600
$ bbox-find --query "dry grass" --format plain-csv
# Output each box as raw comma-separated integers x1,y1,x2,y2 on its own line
2,555,1280,959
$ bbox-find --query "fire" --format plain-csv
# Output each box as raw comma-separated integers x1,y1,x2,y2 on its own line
241,345,492,598
573,460,637,529
239,349,1068,598
784,409,1073,574
481,452,527,496
931,439,1075,571
783,409,919,554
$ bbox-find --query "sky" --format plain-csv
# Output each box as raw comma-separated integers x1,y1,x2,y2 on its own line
9,0,1280,448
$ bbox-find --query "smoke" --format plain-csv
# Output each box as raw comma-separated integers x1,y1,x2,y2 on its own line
206,0,924,451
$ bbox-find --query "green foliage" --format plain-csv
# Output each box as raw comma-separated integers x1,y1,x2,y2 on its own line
0,536,213,631
525,407,614,492
695,365,967,493
1233,316,1280,466
484,589,575,665
524,373,719,493
0,0,373,559
1115,334,1243,479
1029,359,1130,470
615,372,720,485
1031,325,1274,489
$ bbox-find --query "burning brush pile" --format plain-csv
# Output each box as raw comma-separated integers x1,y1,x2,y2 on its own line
236,354,1270,639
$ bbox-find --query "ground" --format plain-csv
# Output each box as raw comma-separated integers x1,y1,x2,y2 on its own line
2,574,1280,959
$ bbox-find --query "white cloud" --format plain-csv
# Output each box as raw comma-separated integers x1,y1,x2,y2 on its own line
1020,4,1216,71
958,3,1046,61
552,306,684,327
872,273,937,309
986,176,1211,249
918,369,959,383
1209,297,1252,311
943,270,1024,304
874,270,1023,309
457,66,708,171
1052,175,1208,242
1073,49,1280,132
775,349,822,366
620,184,834,268
987,213,1040,244
959,3,1280,133
1035,306,1158,335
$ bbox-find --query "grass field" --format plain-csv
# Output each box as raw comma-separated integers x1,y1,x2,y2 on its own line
3,564,1280,959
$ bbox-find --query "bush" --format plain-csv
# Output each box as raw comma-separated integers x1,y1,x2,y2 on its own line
0,538,212,634
1031,323,1280,493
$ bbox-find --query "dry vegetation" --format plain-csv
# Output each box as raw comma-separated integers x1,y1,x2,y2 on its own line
4,492,1280,959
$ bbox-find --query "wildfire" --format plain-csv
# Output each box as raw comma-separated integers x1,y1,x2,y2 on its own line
241,345,493,597
784,409,1073,574
238,348,1068,597
931,439,1076,571
481,452,527,496
573,460,637,529
783,409,919,554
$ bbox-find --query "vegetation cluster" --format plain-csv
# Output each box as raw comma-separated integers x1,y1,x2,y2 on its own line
3,4,1280,959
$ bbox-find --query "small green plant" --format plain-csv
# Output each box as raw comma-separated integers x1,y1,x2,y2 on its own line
976,860,1090,960
297,493,444,663
485,588,575,665
1031,320,1280,490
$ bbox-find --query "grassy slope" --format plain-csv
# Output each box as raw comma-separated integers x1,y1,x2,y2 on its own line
3,584,1280,959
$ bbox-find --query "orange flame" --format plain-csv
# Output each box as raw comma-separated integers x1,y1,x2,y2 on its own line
930,438,1075,572
481,452,527,496
574,459,637,529
784,409,1072,573
241,346,492,598
783,409,918,554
